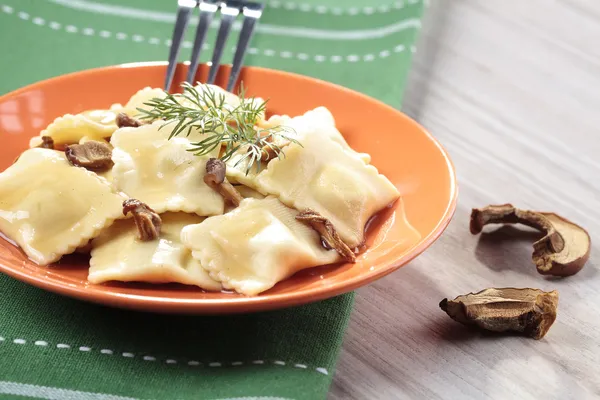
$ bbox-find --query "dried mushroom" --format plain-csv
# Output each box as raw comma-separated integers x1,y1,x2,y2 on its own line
296,209,356,263
116,112,144,128
470,204,590,277
260,145,278,162
122,199,162,241
38,136,54,149
65,141,113,171
440,288,558,340
259,135,290,162
204,158,244,207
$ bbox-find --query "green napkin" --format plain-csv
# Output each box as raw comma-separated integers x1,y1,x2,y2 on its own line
0,1,424,399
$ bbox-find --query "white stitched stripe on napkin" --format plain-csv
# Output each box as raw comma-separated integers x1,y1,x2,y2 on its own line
0,381,294,400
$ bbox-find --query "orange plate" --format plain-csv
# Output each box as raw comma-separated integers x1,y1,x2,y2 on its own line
0,62,457,314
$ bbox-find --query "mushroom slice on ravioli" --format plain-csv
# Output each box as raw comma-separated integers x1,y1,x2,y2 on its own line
89,212,221,291
111,121,225,216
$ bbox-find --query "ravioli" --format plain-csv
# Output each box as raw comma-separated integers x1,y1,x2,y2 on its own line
0,148,126,265
30,108,122,148
225,185,266,213
124,86,167,116
111,121,224,216
260,107,370,164
89,212,221,291
181,196,340,296
235,185,265,200
224,147,267,189
225,107,371,188
255,131,400,249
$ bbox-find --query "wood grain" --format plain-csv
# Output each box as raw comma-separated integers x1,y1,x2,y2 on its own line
329,1,600,399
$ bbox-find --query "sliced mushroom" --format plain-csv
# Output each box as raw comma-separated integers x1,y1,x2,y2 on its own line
296,209,356,263
122,199,161,241
39,136,54,149
259,135,290,162
440,288,559,340
470,204,590,277
204,158,244,207
116,112,144,128
65,141,113,171
260,145,278,162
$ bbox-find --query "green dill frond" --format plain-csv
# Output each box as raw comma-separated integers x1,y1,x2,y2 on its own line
136,82,299,175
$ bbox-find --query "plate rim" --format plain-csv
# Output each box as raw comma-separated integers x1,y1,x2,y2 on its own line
0,61,458,314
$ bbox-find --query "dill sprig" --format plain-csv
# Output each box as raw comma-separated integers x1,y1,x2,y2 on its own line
137,82,299,175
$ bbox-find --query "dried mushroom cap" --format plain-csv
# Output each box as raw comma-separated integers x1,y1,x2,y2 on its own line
440,288,558,340
204,158,244,207
116,112,143,128
296,209,356,263
205,158,226,185
122,199,162,241
65,141,113,171
470,204,590,277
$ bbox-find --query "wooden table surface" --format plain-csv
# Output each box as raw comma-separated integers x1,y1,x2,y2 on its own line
330,1,600,399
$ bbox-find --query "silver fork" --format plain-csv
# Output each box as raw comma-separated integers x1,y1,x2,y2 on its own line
164,0,265,93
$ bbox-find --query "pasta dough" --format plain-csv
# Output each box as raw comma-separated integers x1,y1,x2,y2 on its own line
0,148,126,265
226,107,370,188
124,87,167,116
255,130,400,248
30,109,121,148
111,121,224,216
224,147,267,189
225,185,265,213
89,212,221,291
235,185,265,200
181,196,340,296
260,107,370,164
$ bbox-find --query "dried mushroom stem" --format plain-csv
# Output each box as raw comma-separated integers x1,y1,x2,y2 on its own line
440,288,559,340
296,209,357,263
204,158,244,207
470,204,590,277
65,141,113,171
260,145,278,162
116,112,144,128
122,199,162,241
259,136,290,162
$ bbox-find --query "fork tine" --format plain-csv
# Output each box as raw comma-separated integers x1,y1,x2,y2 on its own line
186,0,219,85
226,3,264,92
207,2,240,85
164,0,197,92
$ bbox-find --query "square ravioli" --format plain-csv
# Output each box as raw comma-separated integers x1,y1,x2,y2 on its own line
111,121,225,216
225,107,370,189
267,107,371,164
30,108,123,148
0,148,126,265
181,196,340,296
255,130,400,249
89,212,221,291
